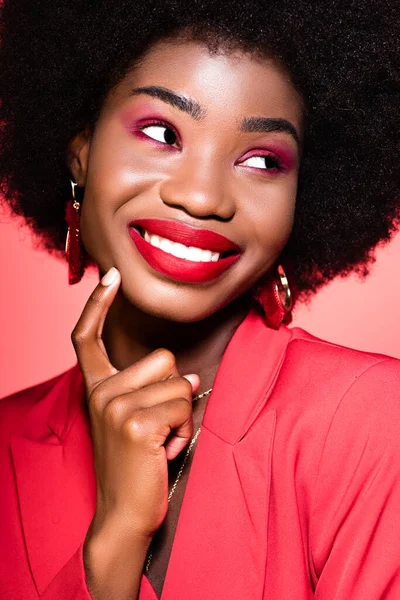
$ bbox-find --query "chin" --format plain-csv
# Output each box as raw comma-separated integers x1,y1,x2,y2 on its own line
142,300,221,324
118,281,219,323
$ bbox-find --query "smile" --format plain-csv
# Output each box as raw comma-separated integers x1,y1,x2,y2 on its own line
127,218,241,284
143,230,220,262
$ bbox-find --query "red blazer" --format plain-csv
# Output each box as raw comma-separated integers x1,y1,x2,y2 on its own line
2,309,400,599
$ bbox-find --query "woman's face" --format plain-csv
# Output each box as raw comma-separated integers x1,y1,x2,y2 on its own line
72,39,303,322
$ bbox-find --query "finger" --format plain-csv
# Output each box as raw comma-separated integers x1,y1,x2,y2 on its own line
99,376,193,426
182,373,200,393
71,267,121,392
127,398,193,460
89,348,181,411
163,399,194,461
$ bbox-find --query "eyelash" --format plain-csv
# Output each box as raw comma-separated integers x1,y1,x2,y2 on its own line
137,119,180,147
238,152,284,174
137,120,285,173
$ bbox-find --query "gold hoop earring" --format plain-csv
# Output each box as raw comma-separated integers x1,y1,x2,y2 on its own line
252,264,293,329
274,264,292,313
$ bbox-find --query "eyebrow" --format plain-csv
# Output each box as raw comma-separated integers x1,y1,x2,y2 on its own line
240,117,300,147
130,85,300,146
130,86,205,120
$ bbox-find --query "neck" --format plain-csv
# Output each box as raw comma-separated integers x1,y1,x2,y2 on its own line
102,293,251,392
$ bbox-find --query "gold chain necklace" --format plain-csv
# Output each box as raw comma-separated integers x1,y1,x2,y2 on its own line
145,387,213,573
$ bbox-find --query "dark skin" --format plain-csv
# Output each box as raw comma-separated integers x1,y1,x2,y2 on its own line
69,39,303,599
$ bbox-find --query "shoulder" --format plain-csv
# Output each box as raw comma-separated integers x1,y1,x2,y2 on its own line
310,351,400,541
285,325,400,389
288,325,388,366
272,326,400,433
0,365,80,438
236,312,400,410
323,355,400,449
286,327,400,446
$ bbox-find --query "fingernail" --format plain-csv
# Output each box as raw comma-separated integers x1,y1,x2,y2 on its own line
101,267,118,286
183,374,200,391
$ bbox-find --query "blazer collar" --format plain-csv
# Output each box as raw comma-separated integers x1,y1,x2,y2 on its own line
202,308,292,443
11,309,292,597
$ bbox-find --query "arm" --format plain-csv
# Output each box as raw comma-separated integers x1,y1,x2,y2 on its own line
310,359,400,599
40,539,150,600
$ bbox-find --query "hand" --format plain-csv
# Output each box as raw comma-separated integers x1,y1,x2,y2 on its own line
71,267,199,598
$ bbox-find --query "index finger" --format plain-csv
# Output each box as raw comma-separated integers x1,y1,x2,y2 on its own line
71,267,121,393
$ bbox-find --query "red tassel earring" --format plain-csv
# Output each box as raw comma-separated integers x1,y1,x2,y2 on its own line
253,265,293,329
65,180,85,285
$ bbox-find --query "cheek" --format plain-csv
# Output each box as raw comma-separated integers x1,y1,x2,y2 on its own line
79,125,164,254
85,120,169,204
249,180,297,256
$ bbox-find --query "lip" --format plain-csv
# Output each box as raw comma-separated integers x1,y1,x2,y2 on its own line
129,219,241,253
127,219,241,284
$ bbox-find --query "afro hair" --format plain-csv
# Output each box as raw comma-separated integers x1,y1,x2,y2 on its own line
0,0,399,299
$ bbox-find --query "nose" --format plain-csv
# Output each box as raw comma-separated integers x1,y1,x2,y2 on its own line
159,156,236,221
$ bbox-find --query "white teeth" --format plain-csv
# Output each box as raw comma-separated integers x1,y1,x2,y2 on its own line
201,250,212,262
160,238,173,253
187,247,203,262
170,243,187,258
143,229,221,262
150,234,161,249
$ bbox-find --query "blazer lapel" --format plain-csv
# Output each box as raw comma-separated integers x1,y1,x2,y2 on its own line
160,310,292,600
10,365,96,596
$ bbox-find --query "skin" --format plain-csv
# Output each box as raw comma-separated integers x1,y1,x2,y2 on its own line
69,38,303,599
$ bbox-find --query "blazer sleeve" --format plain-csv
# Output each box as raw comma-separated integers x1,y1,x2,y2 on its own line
310,358,400,599
40,543,93,599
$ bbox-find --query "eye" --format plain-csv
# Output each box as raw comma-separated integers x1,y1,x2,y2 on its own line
139,122,179,147
241,154,282,172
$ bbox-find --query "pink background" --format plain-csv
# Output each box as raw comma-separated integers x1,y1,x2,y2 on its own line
1,206,399,399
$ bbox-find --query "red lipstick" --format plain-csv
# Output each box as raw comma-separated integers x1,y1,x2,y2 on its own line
127,219,241,284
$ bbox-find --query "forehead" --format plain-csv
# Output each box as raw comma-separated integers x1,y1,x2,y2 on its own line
111,39,303,129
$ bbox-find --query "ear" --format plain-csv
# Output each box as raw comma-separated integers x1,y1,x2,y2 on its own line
67,128,91,187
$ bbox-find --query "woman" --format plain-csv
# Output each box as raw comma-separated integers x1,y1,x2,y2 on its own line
0,1,399,598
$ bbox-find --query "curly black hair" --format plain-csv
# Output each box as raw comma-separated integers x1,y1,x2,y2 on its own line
0,0,399,299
